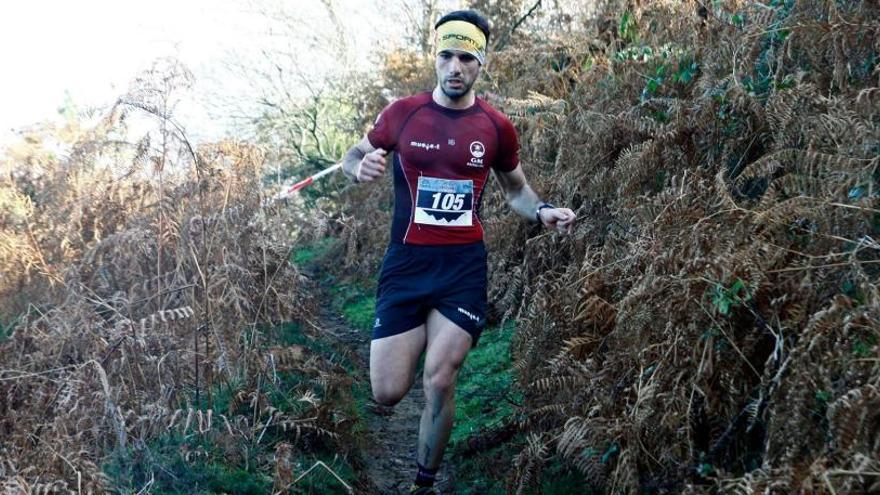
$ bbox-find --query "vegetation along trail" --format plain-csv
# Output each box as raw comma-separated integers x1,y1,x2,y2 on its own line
1,1,878,493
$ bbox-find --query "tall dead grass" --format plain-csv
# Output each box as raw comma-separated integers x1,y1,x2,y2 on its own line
0,62,358,493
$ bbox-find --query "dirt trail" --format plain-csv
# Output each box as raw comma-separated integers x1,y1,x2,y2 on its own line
324,310,454,494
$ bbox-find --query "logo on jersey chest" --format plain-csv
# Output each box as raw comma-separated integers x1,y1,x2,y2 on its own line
410,140,440,151
467,141,485,168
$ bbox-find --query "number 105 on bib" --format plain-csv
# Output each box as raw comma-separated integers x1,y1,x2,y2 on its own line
414,177,474,227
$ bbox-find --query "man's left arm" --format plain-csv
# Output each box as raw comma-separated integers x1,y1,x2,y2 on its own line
493,165,576,233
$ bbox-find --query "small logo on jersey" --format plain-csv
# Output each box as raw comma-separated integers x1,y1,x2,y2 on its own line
470,141,485,158
411,140,440,151
457,307,481,323
448,138,456,146
467,141,485,167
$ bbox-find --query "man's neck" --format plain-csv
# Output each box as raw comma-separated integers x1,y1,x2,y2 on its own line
432,87,475,110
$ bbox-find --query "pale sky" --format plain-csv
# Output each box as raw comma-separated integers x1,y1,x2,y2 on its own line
0,0,458,145
1,0,251,142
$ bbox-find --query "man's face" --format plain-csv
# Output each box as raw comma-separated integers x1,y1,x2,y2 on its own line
435,49,481,100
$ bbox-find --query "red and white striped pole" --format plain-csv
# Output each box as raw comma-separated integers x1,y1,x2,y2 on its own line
273,163,342,201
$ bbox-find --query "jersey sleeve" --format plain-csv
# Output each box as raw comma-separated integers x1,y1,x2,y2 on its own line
492,115,520,173
366,100,405,151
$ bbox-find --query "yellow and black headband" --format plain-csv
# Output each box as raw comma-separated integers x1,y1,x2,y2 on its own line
435,20,487,65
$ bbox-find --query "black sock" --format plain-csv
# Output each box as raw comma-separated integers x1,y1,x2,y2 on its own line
415,462,438,487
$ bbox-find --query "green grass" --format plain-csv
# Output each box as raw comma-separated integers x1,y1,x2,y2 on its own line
329,280,376,333
450,321,591,494
0,313,22,342
0,320,13,342
452,320,521,445
106,435,356,494
453,440,590,495
105,434,273,494
340,295,376,333
290,237,338,266
288,235,377,334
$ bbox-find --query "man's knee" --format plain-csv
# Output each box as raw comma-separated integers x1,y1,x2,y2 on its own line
423,368,457,400
371,379,411,406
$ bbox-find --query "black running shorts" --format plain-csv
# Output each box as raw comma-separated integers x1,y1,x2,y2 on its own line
373,242,487,346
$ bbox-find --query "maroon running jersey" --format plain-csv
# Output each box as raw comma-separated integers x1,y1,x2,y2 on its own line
367,92,520,245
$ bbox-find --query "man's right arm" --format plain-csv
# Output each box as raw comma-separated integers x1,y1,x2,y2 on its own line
342,137,388,183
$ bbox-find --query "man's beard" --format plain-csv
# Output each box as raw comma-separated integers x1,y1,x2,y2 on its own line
440,77,473,100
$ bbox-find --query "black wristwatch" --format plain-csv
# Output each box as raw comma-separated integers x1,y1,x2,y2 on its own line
536,202,554,223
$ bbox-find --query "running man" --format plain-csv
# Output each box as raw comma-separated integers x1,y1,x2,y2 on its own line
341,10,576,494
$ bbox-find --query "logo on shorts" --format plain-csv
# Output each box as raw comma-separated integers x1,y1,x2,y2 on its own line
457,307,481,323
374,318,381,328
467,141,485,167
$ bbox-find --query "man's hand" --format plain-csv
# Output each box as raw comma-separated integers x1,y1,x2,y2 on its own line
356,148,388,182
538,207,576,234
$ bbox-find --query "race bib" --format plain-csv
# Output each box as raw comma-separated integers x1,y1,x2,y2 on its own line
413,177,473,227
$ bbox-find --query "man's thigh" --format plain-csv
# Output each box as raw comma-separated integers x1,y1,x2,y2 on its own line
370,324,426,400
424,310,473,381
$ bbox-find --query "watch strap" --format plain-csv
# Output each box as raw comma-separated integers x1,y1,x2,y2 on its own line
536,202,554,223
